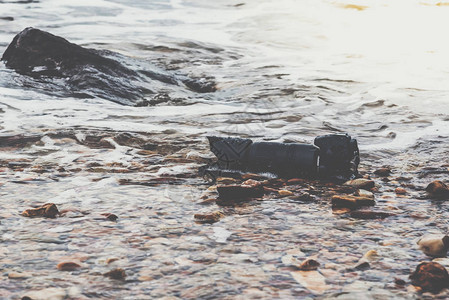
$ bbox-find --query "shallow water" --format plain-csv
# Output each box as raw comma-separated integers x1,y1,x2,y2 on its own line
1,0,449,299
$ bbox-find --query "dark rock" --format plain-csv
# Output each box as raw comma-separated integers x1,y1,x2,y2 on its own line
374,167,391,177
216,179,264,202
0,17,14,21
298,258,320,271
425,180,449,199
101,213,118,221
410,262,449,293
394,277,406,286
349,210,396,219
104,268,126,280
57,262,81,271
22,203,59,218
1,27,145,104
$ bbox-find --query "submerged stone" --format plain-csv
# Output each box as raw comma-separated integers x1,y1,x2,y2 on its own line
410,262,449,293
331,195,375,209
22,203,59,218
425,180,449,199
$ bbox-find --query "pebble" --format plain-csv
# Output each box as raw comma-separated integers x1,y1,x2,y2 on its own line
8,271,31,279
104,268,126,280
217,180,264,201
425,180,449,199
101,213,118,221
350,210,396,219
395,187,407,195
57,262,81,271
343,179,375,190
194,211,224,224
410,261,449,293
331,195,375,209
355,189,374,199
278,190,294,197
417,235,449,257
298,258,320,271
374,168,391,177
22,203,59,218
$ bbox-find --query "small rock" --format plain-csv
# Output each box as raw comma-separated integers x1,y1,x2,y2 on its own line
104,268,126,280
106,257,119,264
194,211,224,224
426,180,449,199
278,190,294,197
355,189,374,199
298,258,320,271
331,195,375,209
394,277,406,286
217,179,264,201
8,271,31,279
22,203,59,218
362,250,379,261
353,260,370,270
101,213,118,221
57,262,81,271
395,187,407,195
417,235,449,258
410,261,449,293
216,177,239,185
374,167,391,177
343,178,375,189
350,210,396,219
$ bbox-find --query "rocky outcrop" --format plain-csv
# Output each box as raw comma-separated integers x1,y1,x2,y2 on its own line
1,27,216,105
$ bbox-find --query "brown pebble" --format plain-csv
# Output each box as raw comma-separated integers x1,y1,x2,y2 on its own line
194,211,224,224
410,262,449,293
374,167,391,177
394,277,406,286
217,180,264,201
395,187,407,195
298,259,320,271
104,268,126,280
343,178,375,190
101,213,118,221
331,195,375,209
350,210,396,219
22,203,59,218
57,262,81,271
106,258,119,264
425,180,449,199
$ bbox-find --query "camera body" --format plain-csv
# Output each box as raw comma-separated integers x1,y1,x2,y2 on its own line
206,133,359,181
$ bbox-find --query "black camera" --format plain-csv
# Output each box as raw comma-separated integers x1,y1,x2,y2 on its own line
204,133,359,181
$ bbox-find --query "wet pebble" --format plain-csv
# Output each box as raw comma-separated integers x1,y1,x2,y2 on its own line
101,213,118,221
410,261,449,293
425,180,449,199
349,210,396,219
57,262,81,271
374,167,391,177
298,258,320,271
331,195,375,209
417,235,449,258
395,187,407,195
194,211,224,224
104,268,126,280
343,178,375,190
22,203,59,218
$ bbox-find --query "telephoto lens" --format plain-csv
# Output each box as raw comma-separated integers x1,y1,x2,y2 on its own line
204,133,359,181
